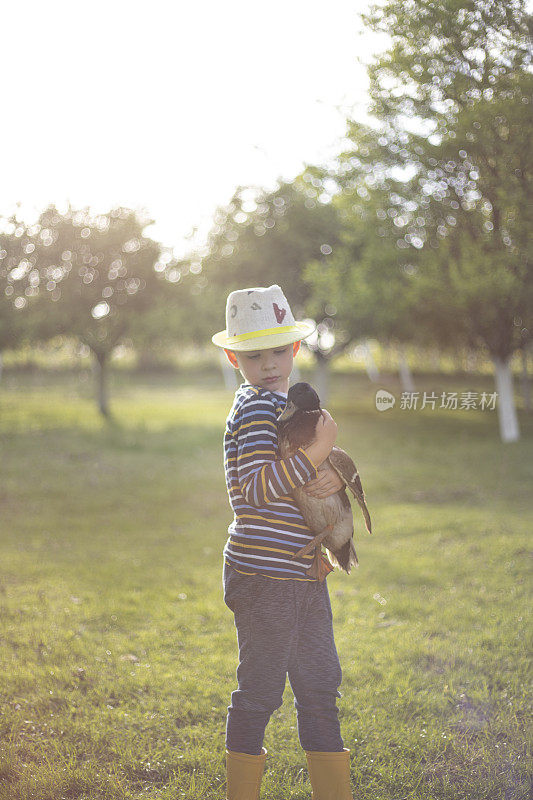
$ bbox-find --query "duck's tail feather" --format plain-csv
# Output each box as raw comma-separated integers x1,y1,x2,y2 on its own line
327,538,358,574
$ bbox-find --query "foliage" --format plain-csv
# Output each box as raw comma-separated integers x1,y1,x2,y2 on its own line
0,213,41,352
199,172,348,355
25,204,169,364
338,0,533,361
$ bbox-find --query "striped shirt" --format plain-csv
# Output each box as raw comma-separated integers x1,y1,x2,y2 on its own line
222,382,319,581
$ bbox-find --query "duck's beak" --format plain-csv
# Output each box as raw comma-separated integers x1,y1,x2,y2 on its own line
277,400,298,422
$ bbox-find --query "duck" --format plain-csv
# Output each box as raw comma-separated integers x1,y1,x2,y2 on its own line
277,382,372,581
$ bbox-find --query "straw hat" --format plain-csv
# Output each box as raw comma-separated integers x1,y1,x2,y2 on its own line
211,285,316,351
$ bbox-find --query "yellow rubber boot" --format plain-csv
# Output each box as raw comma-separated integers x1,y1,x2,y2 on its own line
225,747,267,800
305,748,354,800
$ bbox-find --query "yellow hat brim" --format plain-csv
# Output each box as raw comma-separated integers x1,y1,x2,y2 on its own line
211,320,316,351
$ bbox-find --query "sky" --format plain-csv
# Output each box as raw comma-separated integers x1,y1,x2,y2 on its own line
1,0,386,258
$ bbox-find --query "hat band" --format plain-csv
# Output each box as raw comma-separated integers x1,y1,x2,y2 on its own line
225,324,300,344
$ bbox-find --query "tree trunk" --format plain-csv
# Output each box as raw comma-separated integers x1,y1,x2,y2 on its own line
520,344,531,412
398,344,415,393
313,353,330,405
291,359,302,384
363,339,380,382
94,351,110,417
381,342,393,374
0,351,3,383
492,356,520,443
453,350,464,373
218,349,240,391
465,349,478,373
430,347,440,373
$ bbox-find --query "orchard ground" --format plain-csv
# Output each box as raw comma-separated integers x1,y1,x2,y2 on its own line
0,365,531,799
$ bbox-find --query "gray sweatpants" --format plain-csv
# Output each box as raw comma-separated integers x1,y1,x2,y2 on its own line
222,560,345,755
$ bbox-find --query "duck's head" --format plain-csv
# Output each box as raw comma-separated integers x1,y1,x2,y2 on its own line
277,382,321,423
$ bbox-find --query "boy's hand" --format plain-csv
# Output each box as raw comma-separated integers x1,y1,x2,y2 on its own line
302,463,344,498
313,409,338,449
302,409,338,468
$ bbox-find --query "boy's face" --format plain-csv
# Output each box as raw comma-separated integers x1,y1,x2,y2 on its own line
229,344,294,393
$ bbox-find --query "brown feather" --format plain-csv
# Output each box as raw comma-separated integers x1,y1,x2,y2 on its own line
328,447,372,535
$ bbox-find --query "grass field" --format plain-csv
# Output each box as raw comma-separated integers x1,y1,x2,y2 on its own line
0,367,531,799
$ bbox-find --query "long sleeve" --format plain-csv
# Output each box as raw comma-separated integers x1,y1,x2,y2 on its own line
234,395,318,508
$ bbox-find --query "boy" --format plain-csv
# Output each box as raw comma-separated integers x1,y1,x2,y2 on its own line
212,285,354,800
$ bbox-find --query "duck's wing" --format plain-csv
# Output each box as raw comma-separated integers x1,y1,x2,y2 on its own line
339,485,351,512
328,447,372,534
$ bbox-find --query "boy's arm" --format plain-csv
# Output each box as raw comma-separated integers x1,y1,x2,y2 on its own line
234,397,318,508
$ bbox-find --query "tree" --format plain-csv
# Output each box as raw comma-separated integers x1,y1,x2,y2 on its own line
124,253,196,370
341,0,533,441
30,204,167,417
0,212,43,381
199,172,351,400
308,134,438,394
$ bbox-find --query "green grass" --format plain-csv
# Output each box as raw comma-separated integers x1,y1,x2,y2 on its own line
0,368,531,799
